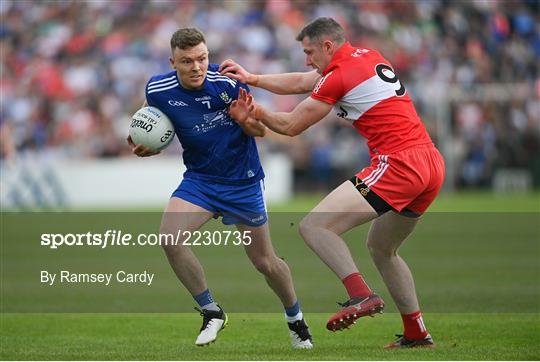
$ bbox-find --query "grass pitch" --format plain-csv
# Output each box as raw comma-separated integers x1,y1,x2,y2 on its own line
1,191,539,360
1,313,539,360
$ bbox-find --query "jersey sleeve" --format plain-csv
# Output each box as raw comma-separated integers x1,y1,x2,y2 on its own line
144,72,179,108
310,69,344,105
144,76,158,107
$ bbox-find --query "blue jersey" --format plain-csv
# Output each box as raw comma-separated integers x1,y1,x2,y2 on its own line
145,64,264,185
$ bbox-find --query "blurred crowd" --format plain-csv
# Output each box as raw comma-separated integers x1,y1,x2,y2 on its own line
1,0,539,189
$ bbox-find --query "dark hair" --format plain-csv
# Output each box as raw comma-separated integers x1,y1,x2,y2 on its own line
170,28,206,51
295,17,346,44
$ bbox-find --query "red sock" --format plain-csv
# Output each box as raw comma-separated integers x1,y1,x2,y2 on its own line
341,272,372,298
401,311,429,340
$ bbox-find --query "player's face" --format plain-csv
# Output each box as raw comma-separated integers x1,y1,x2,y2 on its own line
302,37,334,74
170,42,209,90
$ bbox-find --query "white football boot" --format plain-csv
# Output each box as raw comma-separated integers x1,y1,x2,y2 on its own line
288,319,313,349
194,306,228,346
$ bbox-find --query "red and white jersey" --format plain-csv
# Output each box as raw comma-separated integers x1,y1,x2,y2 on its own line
311,42,433,155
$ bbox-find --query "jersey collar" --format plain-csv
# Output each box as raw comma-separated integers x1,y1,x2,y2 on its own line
322,41,355,75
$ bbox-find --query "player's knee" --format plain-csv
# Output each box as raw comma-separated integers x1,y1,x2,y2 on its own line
250,256,276,276
366,239,396,259
298,216,316,241
159,225,184,252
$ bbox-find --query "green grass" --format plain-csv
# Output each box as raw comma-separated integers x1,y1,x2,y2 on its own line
1,191,539,360
268,190,540,212
1,313,539,360
1,212,538,314
63,190,540,213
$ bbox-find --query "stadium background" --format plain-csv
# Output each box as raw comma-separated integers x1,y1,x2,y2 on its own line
1,0,539,360
1,0,539,208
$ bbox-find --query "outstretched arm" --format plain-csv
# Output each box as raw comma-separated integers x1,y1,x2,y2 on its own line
219,59,320,95
228,89,266,137
253,95,334,137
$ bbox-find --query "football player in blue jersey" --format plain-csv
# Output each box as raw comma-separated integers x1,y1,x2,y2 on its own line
127,28,312,349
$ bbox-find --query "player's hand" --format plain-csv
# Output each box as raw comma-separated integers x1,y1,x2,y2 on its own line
127,135,160,157
219,59,257,85
229,88,253,123
239,88,261,120
229,89,266,137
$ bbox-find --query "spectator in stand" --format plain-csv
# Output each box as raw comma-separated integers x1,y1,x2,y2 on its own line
1,0,538,188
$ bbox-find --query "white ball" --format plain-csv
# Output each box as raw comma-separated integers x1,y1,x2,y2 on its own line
129,106,175,151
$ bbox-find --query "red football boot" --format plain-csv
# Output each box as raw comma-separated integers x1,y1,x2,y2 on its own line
326,294,384,331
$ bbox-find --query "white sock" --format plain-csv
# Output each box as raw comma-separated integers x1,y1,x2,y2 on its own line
201,302,220,312
285,311,303,323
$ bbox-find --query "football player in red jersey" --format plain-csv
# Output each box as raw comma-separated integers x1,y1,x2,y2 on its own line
220,17,445,348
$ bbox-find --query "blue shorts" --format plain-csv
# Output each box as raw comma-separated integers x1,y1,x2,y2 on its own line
171,177,267,226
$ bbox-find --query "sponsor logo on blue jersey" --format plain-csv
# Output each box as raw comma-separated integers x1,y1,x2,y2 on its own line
192,110,233,134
